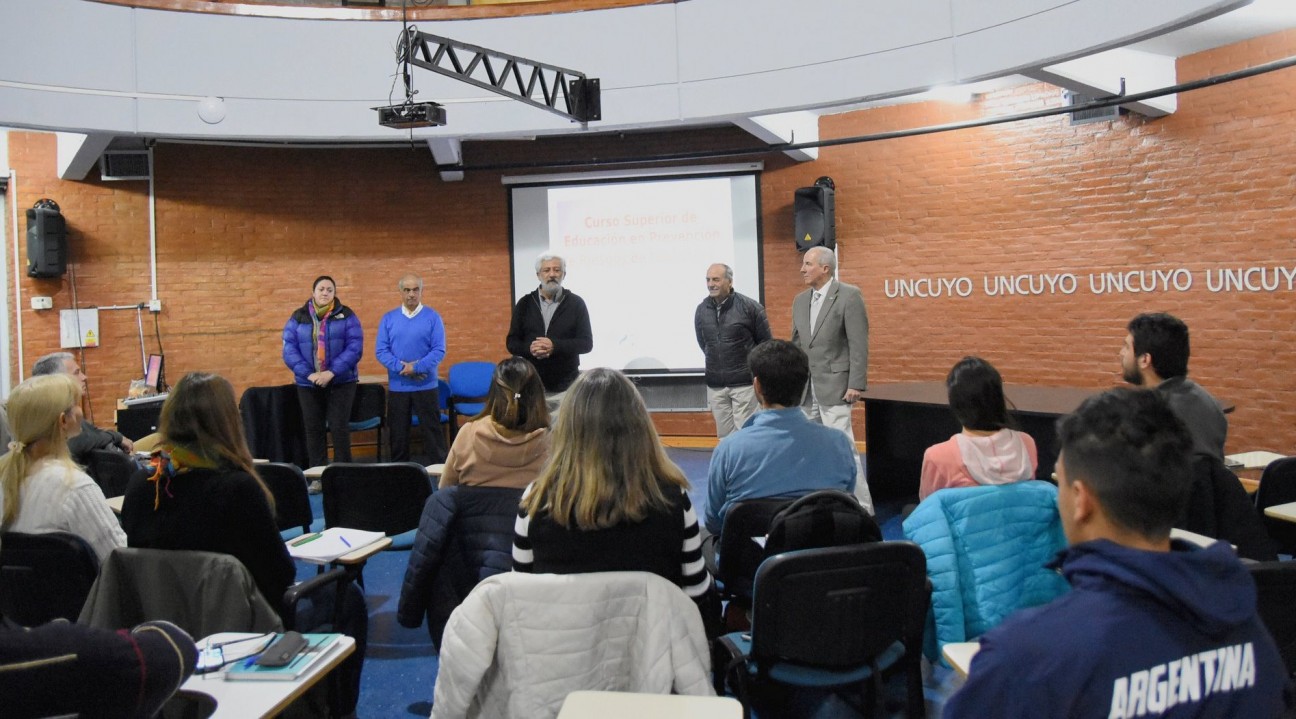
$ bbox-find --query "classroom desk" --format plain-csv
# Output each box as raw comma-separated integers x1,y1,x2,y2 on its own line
557,690,743,719
942,642,981,679
286,535,392,565
304,464,442,480
1263,501,1296,524
179,633,355,719
860,383,1100,500
1235,468,1262,494
105,494,124,514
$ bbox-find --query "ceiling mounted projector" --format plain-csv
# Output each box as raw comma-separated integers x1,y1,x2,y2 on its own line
375,102,447,129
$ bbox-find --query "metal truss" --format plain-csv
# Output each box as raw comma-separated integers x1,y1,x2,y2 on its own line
398,28,601,125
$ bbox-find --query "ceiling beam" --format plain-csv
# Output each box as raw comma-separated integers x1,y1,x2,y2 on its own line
426,137,464,182
733,112,819,162
1028,48,1178,117
56,132,114,180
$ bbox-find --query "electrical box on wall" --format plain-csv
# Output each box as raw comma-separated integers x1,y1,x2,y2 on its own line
30,296,52,310
59,308,100,348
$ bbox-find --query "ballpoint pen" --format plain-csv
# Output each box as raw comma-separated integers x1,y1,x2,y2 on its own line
291,533,322,546
339,536,352,548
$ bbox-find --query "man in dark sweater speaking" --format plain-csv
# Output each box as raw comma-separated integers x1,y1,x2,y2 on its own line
506,253,593,417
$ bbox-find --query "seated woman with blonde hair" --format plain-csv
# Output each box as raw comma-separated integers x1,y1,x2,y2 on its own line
439,356,549,490
919,356,1038,501
513,368,717,630
0,373,125,561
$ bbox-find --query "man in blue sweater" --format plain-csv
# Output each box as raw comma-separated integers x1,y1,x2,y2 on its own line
376,274,447,463
946,388,1291,718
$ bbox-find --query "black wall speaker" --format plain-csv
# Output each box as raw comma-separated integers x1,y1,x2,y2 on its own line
794,184,835,251
26,200,67,279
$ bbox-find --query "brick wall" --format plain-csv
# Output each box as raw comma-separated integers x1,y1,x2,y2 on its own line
6,29,1296,455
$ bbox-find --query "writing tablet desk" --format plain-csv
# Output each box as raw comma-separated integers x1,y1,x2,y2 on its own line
557,690,743,718
304,464,443,480
179,633,355,719
942,642,981,679
860,383,1101,500
1263,501,1296,524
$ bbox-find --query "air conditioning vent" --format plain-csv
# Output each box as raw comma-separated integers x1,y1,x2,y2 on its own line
1065,91,1124,126
100,151,150,181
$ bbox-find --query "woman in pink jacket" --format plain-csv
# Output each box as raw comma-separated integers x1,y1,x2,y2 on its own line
919,356,1038,501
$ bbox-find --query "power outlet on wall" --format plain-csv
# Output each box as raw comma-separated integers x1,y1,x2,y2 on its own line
30,296,53,310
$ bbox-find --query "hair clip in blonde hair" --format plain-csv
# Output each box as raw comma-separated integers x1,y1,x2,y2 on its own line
7,440,24,453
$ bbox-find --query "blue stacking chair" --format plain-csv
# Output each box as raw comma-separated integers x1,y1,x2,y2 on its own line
346,383,386,461
447,361,495,436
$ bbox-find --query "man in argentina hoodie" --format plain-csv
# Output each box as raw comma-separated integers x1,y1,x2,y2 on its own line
946,388,1292,718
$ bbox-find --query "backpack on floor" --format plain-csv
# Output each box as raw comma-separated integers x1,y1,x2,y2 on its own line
764,489,881,556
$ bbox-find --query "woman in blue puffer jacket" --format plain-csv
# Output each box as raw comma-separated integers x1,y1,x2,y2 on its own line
282,275,363,469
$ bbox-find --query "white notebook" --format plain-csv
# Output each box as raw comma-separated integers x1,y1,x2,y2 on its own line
286,528,386,564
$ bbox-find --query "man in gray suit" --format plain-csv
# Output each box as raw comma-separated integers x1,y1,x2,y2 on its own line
790,246,869,438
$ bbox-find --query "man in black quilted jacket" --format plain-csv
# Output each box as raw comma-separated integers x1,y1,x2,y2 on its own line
694,263,771,438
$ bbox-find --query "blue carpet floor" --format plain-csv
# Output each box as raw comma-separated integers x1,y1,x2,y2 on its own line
307,447,935,718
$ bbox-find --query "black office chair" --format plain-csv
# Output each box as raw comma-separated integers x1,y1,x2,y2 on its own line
257,462,318,539
716,542,930,719
1179,455,1275,561
86,449,137,498
763,489,882,557
702,497,794,604
238,385,308,467
321,462,432,551
704,491,879,604
1255,457,1296,557
0,531,100,626
80,547,348,636
345,383,386,461
1249,560,1296,679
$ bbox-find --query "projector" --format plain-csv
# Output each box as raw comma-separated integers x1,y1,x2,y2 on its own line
376,102,447,129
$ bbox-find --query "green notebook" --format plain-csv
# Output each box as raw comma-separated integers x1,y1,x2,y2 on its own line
224,633,344,681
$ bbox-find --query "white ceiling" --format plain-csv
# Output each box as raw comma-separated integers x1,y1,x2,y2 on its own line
1130,0,1296,56
821,0,1296,116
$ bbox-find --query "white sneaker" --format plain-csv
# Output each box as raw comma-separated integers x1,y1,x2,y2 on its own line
308,480,322,495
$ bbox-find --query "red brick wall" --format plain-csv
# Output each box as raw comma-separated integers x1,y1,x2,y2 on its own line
7,29,1296,455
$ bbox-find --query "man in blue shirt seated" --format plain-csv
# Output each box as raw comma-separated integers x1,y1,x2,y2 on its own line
704,339,871,537
946,388,1292,718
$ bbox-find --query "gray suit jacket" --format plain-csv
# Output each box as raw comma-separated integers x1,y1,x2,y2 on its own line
791,280,869,407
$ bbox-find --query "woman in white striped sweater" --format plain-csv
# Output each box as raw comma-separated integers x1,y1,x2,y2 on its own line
0,373,125,561
512,368,718,633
